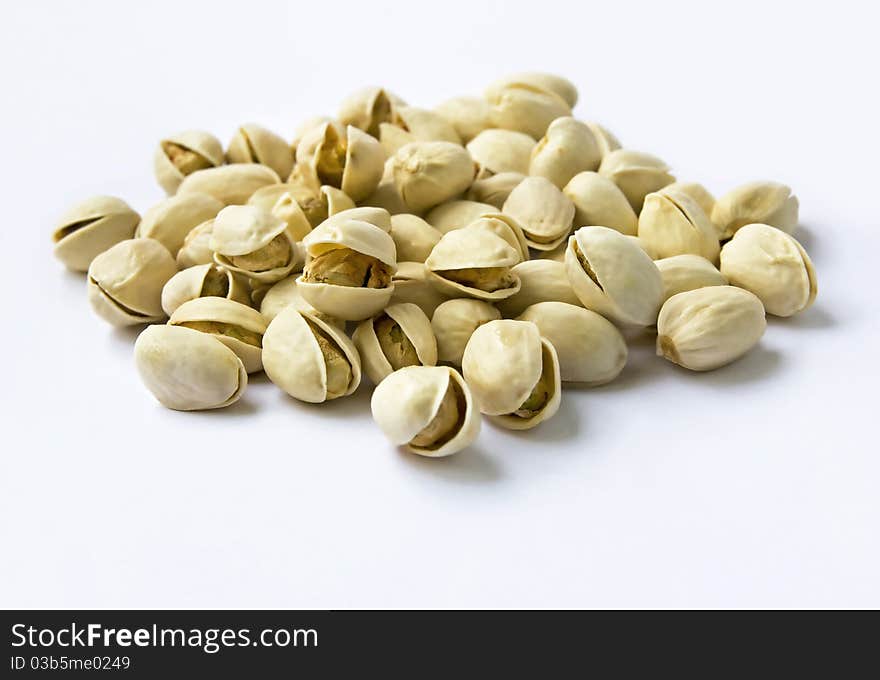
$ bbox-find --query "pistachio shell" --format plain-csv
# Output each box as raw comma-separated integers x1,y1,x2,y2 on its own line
381,106,461,155
291,116,338,150
52,196,140,272
661,182,716,218
623,235,658,260
466,130,535,178
262,307,361,403
565,226,664,327
486,72,579,108
711,181,799,239
563,171,638,236
391,141,475,213
486,84,572,139
657,286,766,371
529,117,601,189
360,177,410,215
153,130,224,195
502,176,575,250
638,190,720,262
258,274,341,328
161,263,251,316
464,213,529,263
137,193,224,256
389,214,442,262
177,164,281,206
434,96,492,144
338,87,403,138
431,298,501,366
304,217,397,265
226,123,294,180
317,206,392,233
263,190,315,241
297,122,385,202
354,303,438,384
371,366,480,457
598,150,675,213
425,200,496,234
134,325,247,411
719,223,816,317
465,172,525,208
584,121,622,159
425,228,521,301
390,261,451,316
87,238,177,326
176,220,216,269
462,319,561,429
655,254,727,302
496,260,581,318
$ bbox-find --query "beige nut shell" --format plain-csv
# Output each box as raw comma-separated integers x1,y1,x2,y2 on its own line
465,213,530,263
486,72,578,108
655,254,728,302
425,200,496,234
391,141,475,214
584,122,622,159
434,96,491,144
338,87,403,137
353,303,438,385
258,274,342,328
563,171,638,236
176,219,216,269
52,195,140,272
317,206,392,233
226,123,294,180
496,260,582,318
425,227,521,301
153,130,224,195
502,176,575,251
529,117,602,189
298,122,385,202
390,262,451,316
661,182,716,218
431,298,501,366
177,164,281,206
638,189,720,262
389,214,442,262
161,263,250,317
137,193,224,256
466,172,525,208
486,84,572,140
712,181,799,239
466,130,535,178
598,149,675,213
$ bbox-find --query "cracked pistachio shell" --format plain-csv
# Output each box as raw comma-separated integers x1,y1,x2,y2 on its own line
486,72,578,108
502,176,575,251
584,122,621,159
565,226,664,327
338,87,404,138
466,130,535,179
390,261,451,316
711,181,799,240
137,193,224,256
719,223,816,317
657,286,766,371
425,228,521,301
518,301,627,385
153,130,224,195
496,260,581,318
297,122,385,202
391,141,475,214
226,123,293,180
563,171,638,236
425,200,496,234
291,116,338,150
661,182,715,218
379,106,461,156
354,302,438,384
176,219,216,268
434,96,491,144
464,213,529,263
462,319,561,429
177,164,281,206
258,274,343,328
134,325,247,411
389,214,442,262
638,189,720,262
262,307,361,403
431,298,501,366
169,296,267,373
371,366,480,457
486,83,572,139
52,196,140,272
318,206,392,233
655,254,727,302
466,172,525,208
161,263,250,316
210,205,302,284
249,183,354,230
529,117,602,188
87,238,177,326
598,150,675,213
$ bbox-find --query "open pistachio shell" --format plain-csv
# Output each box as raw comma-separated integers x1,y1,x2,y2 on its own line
371,366,480,457
518,302,627,385
462,319,561,429
466,130,535,178
486,72,579,108
161,263,251,316
584,122,622,159
486,83,572,139
87,238,178,327
137,193,224,256
496,260,582,318
425,200,496,234
177,164,281,206
297,122,385,202
563,171,638,236
134,325,247,411
153,130,224,195
434,96,491,144
465,172,525,208
464,213,530,263
655,254,728,302
391,141,475,214
530,117,602,189
598,150,675,213
338,87,404,138
425,228,521,301
176,219,216,269
661,182,716,218
565,226,664,327
638,189,720,262
262,307,361,403
711,181,799,239
247,182,356,231
380,106,461,156
431,298,501,366
353,302,438,384
258,274,342,328
169,296,267,373
226,123,293,180
291,116,338,150
317,206,392,233
502,176,575,251
390,261,451,316
52,196,140,272
389,214,442,262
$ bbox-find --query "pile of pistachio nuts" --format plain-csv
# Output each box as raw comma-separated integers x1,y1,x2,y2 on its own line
52,73,817,457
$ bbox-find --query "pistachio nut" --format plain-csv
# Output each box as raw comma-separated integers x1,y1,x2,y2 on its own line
337,87,404,138
52,196,140,272
136,193,224,256
486,72,578,108
563,171,638,236
461,319,561,430
465,171,525,208
379,106,461,155
584,121,622,159
466,130,535,178
657,286,767,371
168,296,267,373
296,122,385,202
434,96,492,144
496,260,581,318
389,214,442,262
431,298,501,366
176,219,216,269
298,218,397,321
486,82,572,139
711,181,799,240
87,238,178,326
371,366,480,457
464,213,530,263
389,261,451,317
518,301,627,385
161,263,251,317
210,205,302,284
153,130,224,195
390,141,475,214
655,254,728,302
262,307,361,403
134,325,247,411
598,149,675,213
177,164,281,206
638,189,720,261
719,223,817,317
353,302,438,384
529,117,602,189
502,176,575,250
425,227,521,301
257,274,341,328
565,226,664,327
425,200,495,234
661,181,715,218
226,123,293,180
